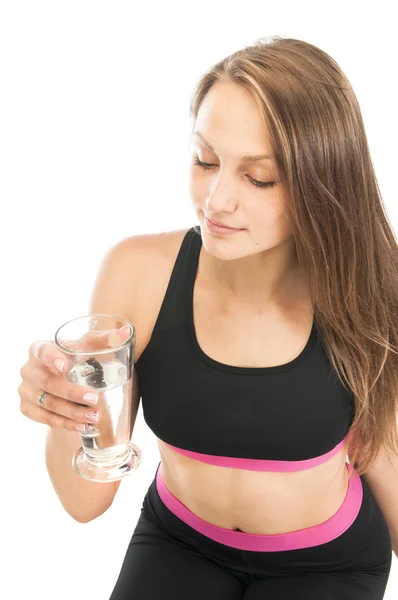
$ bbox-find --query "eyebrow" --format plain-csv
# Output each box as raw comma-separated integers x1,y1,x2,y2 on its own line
191,130,274,163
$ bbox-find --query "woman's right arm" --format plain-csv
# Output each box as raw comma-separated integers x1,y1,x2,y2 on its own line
20,236,143,522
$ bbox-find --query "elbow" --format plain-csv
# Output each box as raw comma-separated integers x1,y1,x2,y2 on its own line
69,501,114,524
70,509,109,524
71,513,96,524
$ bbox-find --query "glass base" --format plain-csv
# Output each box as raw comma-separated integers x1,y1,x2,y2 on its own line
72,442,143,482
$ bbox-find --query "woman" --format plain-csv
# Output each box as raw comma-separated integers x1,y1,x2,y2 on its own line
19,37,398,598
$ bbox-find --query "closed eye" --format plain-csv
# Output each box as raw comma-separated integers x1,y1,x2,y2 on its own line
192,157,276,189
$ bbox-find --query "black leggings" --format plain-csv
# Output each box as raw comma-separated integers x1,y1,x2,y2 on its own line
109,462,392,599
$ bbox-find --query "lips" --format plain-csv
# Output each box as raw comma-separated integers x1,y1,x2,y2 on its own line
207,218,241,230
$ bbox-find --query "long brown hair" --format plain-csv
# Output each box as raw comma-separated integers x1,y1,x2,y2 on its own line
188,36,398,478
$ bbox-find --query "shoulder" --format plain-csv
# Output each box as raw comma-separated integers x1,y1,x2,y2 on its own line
94,228,192,360
95,227,191,276
106,227,191,280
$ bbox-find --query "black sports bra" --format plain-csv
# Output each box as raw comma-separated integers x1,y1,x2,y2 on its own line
135,226,354,471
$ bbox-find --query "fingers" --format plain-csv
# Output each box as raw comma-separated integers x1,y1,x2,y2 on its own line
30,340,69,375
21,402,81,432
20,324,133,435
21,361,99,406
19,385,101,432
29,324,132,375
59,324,132,353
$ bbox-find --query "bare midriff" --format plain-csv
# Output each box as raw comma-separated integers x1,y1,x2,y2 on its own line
158,437,350,535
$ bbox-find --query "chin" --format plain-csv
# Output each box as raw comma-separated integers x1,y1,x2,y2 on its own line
201,234,251,262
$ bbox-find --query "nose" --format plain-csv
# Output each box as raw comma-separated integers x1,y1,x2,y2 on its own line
204,174,240,214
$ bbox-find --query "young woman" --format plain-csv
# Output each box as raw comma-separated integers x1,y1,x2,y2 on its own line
19,36,398,599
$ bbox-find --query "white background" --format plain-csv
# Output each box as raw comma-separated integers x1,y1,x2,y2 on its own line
1,1,397,598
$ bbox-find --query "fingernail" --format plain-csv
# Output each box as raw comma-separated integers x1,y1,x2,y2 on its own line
83,392,98,405
54,359,65,372
75,423,87,432
85,411,100,422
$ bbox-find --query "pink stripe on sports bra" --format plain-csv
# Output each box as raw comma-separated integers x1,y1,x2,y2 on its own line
162,432,350,472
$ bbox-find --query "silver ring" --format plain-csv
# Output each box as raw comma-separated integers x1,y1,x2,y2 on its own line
38,390,47,408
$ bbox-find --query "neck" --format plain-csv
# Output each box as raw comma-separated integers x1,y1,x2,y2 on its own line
201,244,307,312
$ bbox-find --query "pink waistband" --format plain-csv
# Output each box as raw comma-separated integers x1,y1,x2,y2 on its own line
155,461,362,551
163,433,350,472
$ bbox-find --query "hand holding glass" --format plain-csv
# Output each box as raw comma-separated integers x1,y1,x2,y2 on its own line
54,314,142,482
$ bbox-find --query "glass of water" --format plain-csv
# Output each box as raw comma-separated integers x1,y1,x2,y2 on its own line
54,314,143,482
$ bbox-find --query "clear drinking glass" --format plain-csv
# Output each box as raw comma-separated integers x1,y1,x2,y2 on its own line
54,314,143,482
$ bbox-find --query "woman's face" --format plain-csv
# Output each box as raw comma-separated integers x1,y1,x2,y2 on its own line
189,81,294,261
